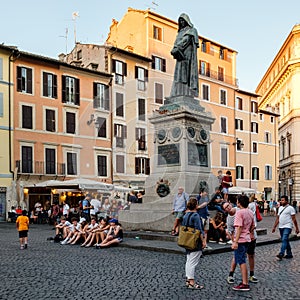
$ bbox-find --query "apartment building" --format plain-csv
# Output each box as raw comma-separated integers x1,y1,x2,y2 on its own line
0,45,17,220
106,8,238,184
11,48,113,210
62,43,153,188
257,24,300,203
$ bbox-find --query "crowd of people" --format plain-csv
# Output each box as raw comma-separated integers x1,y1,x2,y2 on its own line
171,182,299,292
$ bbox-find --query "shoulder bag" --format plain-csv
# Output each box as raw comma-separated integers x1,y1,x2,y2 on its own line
177,213,201,251
255,204,263,222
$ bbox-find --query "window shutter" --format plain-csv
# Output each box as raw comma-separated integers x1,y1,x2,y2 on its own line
16,67,22,91
27,68,32,94
135,157,140,174
93,82,99,108
75,78,80,105
53,74,57,98
241,120,243,130
112,59,116,73
145,69,148,82
114,123,117,136
235,119,238,130
136,128,139,140
241,166,244,179
135,66,138,79
0,93,3,117
43,72,48,97
104,85,110,110
0,58,2,80
62,75,66,103
151,56,155,69
123,125,127,138
162,59,166,72
146,158,150,175
123,62,127,76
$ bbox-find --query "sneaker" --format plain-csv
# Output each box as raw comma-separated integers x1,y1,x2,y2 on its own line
204,245,212,250
283,255,293,259
218,241,227,245
24,244,28,249
227,240,233,245
227,276,235,284
249,276,259,283
20,245,24,250
209,240,217,243
232,283,250,291
60,239,68,245
276,254,284,261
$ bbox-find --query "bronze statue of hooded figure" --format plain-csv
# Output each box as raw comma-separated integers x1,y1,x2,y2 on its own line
170,13,199,98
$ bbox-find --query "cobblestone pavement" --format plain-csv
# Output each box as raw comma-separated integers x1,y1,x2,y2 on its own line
1,222,300,300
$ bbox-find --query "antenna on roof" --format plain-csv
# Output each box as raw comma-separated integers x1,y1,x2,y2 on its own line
72,12,80,44
59,28,68,54
145,1,158,10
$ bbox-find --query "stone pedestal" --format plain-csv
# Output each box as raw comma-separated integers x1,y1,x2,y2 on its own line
119,96,217,231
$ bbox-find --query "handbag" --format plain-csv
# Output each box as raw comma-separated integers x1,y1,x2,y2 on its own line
177,213,201,251
255,204,263,222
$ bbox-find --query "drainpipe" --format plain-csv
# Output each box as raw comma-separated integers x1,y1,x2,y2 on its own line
8,49,20,176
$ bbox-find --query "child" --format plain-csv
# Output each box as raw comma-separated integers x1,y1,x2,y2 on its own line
221,170,232,201
16,210,30,250
231,195,255,291
55,216,72,239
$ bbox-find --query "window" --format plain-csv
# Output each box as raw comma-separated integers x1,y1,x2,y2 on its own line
252,167,259,180
218,66,224,81
45,148,56,174
114,124,127,148
96,117,107,138
46,109,56,132
288,138,291,157
135,67,148,91
236,97,243,110
220,117,227,133
252,142,257,153
21,145,33,173
202,84,209,101
251,101,258,113
281,139,285,159
43,72,57,98
236,166,244,179
221,147,228,167
93,83,109,110
136,127,146,150
138,98,146,121
265,132,271,143
270,116,274,123
251,122,258,133
219,48,224,59
265,165,272,180
199,61,210,76
62,75,80,105
155,83,163,104
135,157,150,175
153,25,162,41
236,139,244,151
97,155,107,177
77,50,82,60
116,155,125,173
0,93,3,117
235,119,243,130
112,59,127,85
66,112,76,134
17,66,33,94
116,93,124,117
259,113,264,121
151,56,166,72
201,41,207,53
220,89,227,105
67,152,77,175
22,105,33,129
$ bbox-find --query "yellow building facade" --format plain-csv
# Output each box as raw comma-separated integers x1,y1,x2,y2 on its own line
257,24,300,203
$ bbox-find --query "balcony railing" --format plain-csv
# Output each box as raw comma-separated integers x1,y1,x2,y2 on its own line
16,160,66,176
199,68,238,86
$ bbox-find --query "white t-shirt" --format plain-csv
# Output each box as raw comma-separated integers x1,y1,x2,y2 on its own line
63,204,70,215
70,223,81,232
278,205,295,229
248,202,257,239
90,199,101,215
88,223,99,229
58,220,71,227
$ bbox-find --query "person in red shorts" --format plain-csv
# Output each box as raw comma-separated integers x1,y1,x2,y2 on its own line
16,210,30,250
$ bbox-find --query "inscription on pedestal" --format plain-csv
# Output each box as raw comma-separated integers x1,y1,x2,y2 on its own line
158,143,180,165
188,143,208,166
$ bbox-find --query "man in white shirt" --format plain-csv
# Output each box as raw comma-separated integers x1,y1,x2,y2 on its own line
90,194,102,219
272,195,299,260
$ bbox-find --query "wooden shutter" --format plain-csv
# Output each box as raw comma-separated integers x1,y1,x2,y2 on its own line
27,68,32,94
53,74,57,98
135,157,140,174
123,62,127,76
62,75,66,103
145,158,150,175
93,82,99,108
75,78,80,105
151,56,155,69
162,59,166,72
16,67,22,91
43,72,48,97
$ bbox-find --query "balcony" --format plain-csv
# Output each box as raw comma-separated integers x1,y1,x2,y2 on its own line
16,160,66,176
199,68,238,86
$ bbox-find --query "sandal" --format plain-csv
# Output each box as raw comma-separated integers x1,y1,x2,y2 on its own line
187,283,204,290
171,230,176,236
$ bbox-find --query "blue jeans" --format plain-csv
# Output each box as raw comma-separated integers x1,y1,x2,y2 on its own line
279,228,292,256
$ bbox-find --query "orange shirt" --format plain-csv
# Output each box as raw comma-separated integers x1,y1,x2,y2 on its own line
16,215,29,231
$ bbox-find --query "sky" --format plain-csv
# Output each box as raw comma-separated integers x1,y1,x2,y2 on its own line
1,0,300,92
